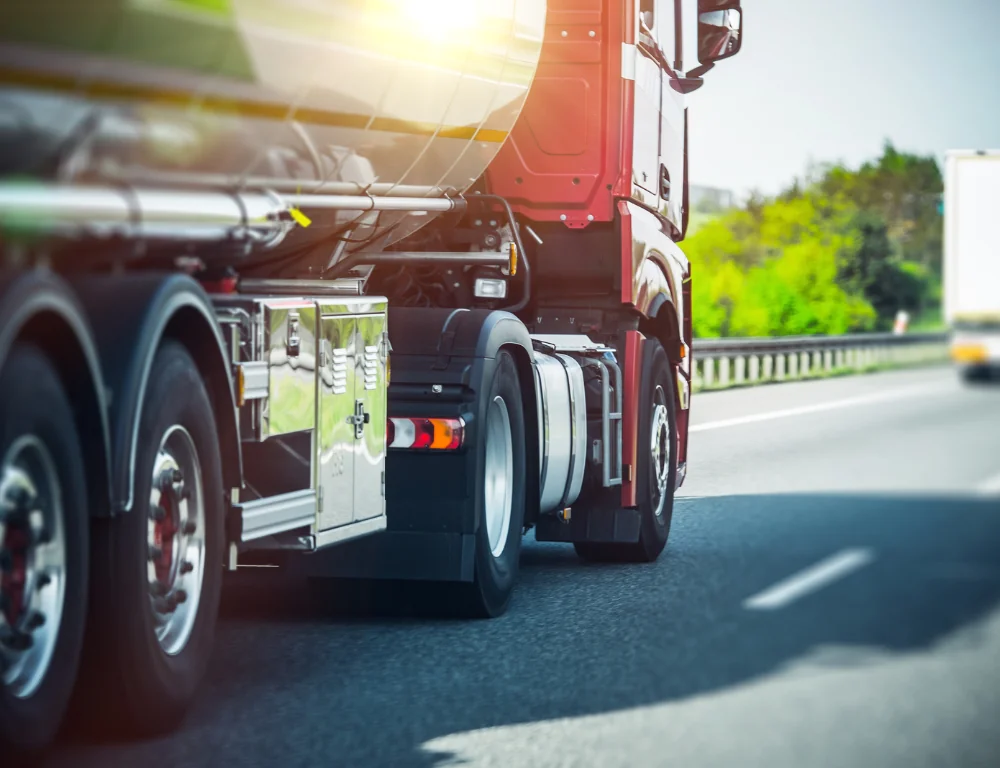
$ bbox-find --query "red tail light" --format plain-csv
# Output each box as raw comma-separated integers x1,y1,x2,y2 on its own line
388,417,464,450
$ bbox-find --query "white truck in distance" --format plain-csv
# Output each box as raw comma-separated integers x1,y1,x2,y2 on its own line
945,150,1000,379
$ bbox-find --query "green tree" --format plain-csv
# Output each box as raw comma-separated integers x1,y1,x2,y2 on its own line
685,143,941,337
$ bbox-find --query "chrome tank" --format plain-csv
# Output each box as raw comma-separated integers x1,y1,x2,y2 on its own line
0,0,546,251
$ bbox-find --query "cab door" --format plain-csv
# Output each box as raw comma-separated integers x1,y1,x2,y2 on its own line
632,1,662,204
656,0,686,233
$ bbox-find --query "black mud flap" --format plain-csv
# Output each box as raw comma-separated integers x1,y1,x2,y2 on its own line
534,508,641,544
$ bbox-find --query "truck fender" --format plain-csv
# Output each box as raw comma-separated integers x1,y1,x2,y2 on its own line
71,273,241,514
386,307,540,532
0,270,112,517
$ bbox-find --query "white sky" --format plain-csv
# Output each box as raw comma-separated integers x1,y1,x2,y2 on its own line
687,0,1000,197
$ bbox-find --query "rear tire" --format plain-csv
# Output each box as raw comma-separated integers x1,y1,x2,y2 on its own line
574,338,677,563
960,365,993,384
76,340,223,737
0,343,88,759
458,350,526,618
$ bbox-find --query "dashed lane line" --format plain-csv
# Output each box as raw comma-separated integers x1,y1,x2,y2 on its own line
743,548,876,610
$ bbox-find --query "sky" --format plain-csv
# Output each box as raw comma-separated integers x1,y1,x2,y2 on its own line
687,0,1000,197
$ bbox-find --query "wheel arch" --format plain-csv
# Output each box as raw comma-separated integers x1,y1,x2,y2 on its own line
640,292,683,366
0,271,112,518
72,273,241,514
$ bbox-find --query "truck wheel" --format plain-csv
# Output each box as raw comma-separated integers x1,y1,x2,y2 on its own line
0,343,89,758
80,340,223,736
960,365,992,384
575,338,677,563
460,350,527,618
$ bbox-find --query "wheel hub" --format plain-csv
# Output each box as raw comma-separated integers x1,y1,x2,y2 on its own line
0,438,66,699
483,396,513,558
648,384,671,518
147,426,205,656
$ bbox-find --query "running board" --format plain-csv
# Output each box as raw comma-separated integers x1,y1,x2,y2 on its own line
238,489,316,542
237,489,387,552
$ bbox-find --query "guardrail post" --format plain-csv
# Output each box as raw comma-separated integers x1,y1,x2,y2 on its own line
834,348,844,370
719,356,731,387
735,355,746,384
749,355,760,382
788,352,799,378
800,351,810,378
703,357,715,388
763,354,774,379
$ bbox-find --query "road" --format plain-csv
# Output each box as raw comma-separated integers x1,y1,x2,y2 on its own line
52,365,1000,768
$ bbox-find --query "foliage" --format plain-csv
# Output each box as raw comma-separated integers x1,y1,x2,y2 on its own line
687,142,942,337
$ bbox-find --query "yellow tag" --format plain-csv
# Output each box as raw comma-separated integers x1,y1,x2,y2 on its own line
289,208,312,228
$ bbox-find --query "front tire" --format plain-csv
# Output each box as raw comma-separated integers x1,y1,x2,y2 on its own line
459,350,527,618
77,340,224,736
0,343,89,759
575,338,677,563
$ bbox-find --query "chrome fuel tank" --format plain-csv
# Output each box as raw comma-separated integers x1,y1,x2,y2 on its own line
0,0,546,248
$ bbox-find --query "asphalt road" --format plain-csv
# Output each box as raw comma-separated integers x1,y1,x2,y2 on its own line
51,365,1000,768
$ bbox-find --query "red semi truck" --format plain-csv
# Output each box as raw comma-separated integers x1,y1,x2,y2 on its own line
0,0,742,756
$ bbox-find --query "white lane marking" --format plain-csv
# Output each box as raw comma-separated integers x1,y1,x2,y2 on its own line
976,472,1000,496
690,384,945,433
743,548,875,610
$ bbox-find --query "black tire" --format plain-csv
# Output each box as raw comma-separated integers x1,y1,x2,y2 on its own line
0,343,89,759
574,338,677,563
75,340,224,737
458,350,527,618
961,365,993,384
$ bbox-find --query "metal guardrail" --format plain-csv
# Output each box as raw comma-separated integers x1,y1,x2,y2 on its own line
690,332,949,390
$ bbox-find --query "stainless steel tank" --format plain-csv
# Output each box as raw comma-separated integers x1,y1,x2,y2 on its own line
0,0,547,255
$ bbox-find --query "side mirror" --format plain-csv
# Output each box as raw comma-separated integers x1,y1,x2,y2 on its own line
697,2,742,65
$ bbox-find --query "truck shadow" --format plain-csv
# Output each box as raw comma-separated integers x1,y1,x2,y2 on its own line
54,491,1000,768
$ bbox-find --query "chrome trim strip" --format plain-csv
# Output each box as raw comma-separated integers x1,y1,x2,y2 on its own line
309,514,387,551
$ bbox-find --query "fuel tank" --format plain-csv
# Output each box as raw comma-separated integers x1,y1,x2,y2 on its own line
0,0,546,251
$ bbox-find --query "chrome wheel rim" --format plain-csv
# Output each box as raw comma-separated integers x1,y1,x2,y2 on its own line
147,425,205,656
0,436,66,700
484,395,514,558
649,384,671,518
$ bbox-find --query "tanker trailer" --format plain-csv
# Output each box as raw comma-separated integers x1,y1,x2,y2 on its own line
0,0,742,756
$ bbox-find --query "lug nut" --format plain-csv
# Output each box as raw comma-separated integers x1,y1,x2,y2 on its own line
171,469,183,483
150,580,169,597
28,509,49,544
181,520,197,535
36,572,51,589
180,561,194,575
150,504,166,522
153,596,176,614
25,611,45,630
2,630,33,652
174,589,188,604
149,545,163,561
7,486,30,507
